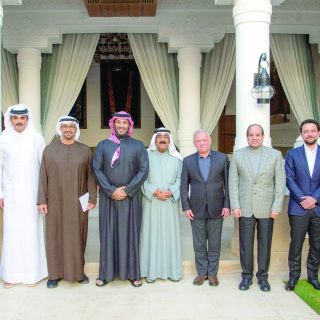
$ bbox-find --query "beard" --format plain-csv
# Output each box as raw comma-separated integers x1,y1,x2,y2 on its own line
304,138,318,145
115,128,129,137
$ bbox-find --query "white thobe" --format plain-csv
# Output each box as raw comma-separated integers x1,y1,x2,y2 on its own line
0,128,48,284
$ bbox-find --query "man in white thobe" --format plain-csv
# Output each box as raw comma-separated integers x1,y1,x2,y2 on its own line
140,128,183,283
0,104,48,288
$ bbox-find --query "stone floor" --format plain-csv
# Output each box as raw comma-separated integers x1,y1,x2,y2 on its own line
0,206,319,320
0,272,318,320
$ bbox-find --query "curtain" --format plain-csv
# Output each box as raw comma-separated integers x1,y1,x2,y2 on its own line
270,34,319,123
41,33,100,143
311,44,320,113
200,34,235,134
1,47,19,113
128,33,179,139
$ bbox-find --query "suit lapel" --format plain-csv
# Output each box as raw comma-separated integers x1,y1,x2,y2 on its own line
207,150,215,179
298,145,312,178
311,144,320,179
194,153,205,182
243,147,255,179
255,146,268,179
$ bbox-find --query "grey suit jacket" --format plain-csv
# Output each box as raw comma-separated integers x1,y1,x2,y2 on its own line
180,150,230,219
228,146,285,218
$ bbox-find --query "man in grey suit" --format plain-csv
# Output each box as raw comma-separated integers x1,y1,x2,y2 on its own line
229,124,285,292
181,129,230,286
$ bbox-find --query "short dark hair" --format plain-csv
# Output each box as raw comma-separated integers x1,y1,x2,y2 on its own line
299,119,320,132
246,124,264,137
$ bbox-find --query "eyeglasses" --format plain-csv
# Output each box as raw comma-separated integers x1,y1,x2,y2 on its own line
60,124,76,130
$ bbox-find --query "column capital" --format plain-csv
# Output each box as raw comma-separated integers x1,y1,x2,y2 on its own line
17,48,42,69
177,47,202,69
233,0,272,26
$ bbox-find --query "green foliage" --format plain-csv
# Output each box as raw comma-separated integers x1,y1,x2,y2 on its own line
294,280,320,314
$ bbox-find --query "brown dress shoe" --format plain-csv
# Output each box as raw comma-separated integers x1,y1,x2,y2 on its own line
193,275,207,285
208,275,219,286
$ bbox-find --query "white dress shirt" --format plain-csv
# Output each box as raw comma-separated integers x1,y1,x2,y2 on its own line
304,144,317,177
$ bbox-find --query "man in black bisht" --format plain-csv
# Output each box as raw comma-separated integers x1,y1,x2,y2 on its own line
93,111,148,287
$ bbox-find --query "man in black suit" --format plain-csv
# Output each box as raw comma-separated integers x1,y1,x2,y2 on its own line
180,129,230,286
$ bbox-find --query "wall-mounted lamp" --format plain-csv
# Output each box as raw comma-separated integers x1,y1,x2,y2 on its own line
251,53,275,104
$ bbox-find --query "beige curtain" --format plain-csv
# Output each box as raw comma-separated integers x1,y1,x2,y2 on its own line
128,33,179,139
270,34,317,123
200,34,236,134
1,47,19,113
41,33,100,143
311,44,320,112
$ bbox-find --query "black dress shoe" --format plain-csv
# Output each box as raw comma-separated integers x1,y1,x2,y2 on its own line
258,279,271,292
47,278,61,289
78,274,89,284
239,278,252,291
308,278,320,290
285,278,297,291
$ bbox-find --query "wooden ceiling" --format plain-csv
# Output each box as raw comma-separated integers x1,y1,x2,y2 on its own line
84,0,157,17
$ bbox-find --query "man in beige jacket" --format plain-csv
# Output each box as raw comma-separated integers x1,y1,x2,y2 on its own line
229,124,285,292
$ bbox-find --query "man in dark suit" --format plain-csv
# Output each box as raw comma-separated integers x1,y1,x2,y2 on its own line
180,129,230,286
285,119,320,291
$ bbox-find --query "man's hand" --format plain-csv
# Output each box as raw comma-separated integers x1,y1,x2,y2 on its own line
184,209,194,220
112,186,127,201
0,198,4,209
300,196,317,209
270,211,279,219
38,204,48,215
153,189,172,201
221,208,231,218
87,203,95,210
233,208,242,219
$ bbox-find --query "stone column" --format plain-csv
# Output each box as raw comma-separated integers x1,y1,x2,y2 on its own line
177,47,202,156
17,48,42,132
233,0,272,150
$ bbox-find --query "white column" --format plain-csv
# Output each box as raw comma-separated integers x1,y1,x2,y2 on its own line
233,0,272,149
17,48,42,132
177,47,202,156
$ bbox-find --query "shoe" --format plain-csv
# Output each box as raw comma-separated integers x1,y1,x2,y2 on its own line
145,278,155,283
285,278,297,291
129,279,142,287
78,274,89,284
239,278,252,291
168,278,180,282
47,278,61,289
193,275,207,285
308,278,320,290
3,282,14,289
208,275,219,286
95,278,108,287
258,279,271,292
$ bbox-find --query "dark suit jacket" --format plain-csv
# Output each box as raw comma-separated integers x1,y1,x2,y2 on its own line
285,144,320,217
180,150,230,219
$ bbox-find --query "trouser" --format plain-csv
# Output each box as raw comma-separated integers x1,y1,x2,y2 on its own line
239,216,274,281
288,210,320,281
190,217,223,276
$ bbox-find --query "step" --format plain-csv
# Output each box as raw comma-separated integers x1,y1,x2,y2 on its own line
84,259,241,276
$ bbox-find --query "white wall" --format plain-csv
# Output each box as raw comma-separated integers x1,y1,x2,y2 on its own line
80,61,156,147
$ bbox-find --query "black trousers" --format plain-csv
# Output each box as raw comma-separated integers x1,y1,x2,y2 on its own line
288,210,320,280
190,217,223,276
239,216,274,281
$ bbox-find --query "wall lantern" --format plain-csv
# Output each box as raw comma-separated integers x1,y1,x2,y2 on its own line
251,53,275,104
